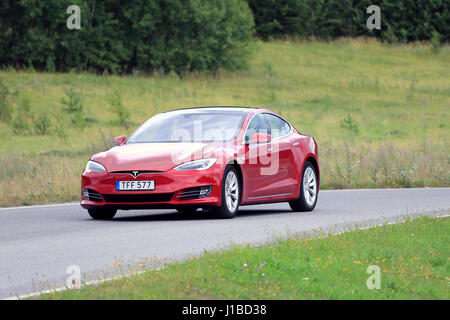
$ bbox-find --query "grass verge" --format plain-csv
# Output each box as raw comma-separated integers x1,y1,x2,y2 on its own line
39,215,449,300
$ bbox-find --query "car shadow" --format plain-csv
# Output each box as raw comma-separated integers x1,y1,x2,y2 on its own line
237,209,293,217
113,208,293,222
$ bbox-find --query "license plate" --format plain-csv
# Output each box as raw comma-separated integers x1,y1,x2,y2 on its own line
116,180,155,191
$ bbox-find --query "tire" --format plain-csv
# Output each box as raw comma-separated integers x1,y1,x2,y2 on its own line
289,162,318,212
88,208,117,220
176,207,198,214
212,166,240,219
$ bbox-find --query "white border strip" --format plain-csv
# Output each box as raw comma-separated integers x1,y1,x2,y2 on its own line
4,267,163,300
0,202,79,212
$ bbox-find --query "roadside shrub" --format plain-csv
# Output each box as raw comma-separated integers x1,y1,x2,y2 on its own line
61,88,83,114
0,153,85,206
393,169,414,188
33,113,52,135
10,96,36,135
340,114,359,136
108,91,130,127
322,140,449,189
60,88,87,129
12,116,31,135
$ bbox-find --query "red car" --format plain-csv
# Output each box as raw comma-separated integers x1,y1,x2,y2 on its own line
81,107,319,219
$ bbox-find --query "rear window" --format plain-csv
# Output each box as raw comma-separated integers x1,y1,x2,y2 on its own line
264,113,291,139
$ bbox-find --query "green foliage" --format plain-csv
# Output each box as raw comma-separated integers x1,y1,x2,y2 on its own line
33,113,52,135
71,110,86,130
246,0,449,43
52,112,67,139
61,88,83,113
11,97,55,136
0,0,254,74
383,25,399,44
431,31,442,53
12,116,31,135
46,57,56,73
340,114,359,136
0,79,12,122
108,91,130,127
60,88,87,129
11,97,34,135
20,97,31,113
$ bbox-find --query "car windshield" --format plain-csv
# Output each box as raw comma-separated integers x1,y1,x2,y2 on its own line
127,110,247,143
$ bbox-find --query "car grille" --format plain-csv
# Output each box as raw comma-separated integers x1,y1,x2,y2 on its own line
102,193,174,203
110,170,164,175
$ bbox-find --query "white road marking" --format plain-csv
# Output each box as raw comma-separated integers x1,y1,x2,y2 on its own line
4,268,162,300
0,202,79,211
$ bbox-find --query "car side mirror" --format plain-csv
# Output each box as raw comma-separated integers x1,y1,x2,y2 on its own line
248,133,271,144
114,135,127,146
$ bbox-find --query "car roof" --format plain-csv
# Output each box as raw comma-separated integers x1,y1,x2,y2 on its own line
163,106,258,114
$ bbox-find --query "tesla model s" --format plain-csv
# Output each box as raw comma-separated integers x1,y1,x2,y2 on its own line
81,107,319,219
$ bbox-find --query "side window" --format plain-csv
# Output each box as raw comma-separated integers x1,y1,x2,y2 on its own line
244,114,269,143
265,114,291,139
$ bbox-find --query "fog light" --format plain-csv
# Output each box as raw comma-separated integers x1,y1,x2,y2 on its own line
82,188,103,202
82,188,89,199
177,186,213,200
199,186,212,198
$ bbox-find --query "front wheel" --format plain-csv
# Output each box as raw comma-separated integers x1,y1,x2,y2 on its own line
289,162,318,212
212,166,240,219
88,208,117,220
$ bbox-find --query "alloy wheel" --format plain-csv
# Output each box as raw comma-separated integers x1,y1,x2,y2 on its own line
224,171,239,213
303,166,317,206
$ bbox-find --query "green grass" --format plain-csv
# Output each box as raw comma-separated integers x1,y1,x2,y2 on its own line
0,39,449,206
38,215,449,300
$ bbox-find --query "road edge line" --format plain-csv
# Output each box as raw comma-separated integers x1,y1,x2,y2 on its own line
0,202,79,211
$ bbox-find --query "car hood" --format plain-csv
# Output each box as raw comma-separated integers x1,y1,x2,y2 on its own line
91,142,230,172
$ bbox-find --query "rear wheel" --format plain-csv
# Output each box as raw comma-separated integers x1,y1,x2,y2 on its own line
88,208,117,220
212,166,240,219
289,162,318,212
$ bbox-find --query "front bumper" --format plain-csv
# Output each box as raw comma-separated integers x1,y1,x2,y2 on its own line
80,166,223,210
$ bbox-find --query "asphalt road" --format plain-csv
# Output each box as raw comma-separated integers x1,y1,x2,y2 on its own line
1,188,449,299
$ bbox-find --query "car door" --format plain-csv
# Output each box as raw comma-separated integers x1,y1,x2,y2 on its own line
241,113,274,200
263,113,299,197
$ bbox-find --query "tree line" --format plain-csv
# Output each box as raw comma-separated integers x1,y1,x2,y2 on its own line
0,0,447,74
246,0,448,43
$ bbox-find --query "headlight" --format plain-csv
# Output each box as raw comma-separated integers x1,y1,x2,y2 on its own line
173,158,217,171
85,160,106,173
